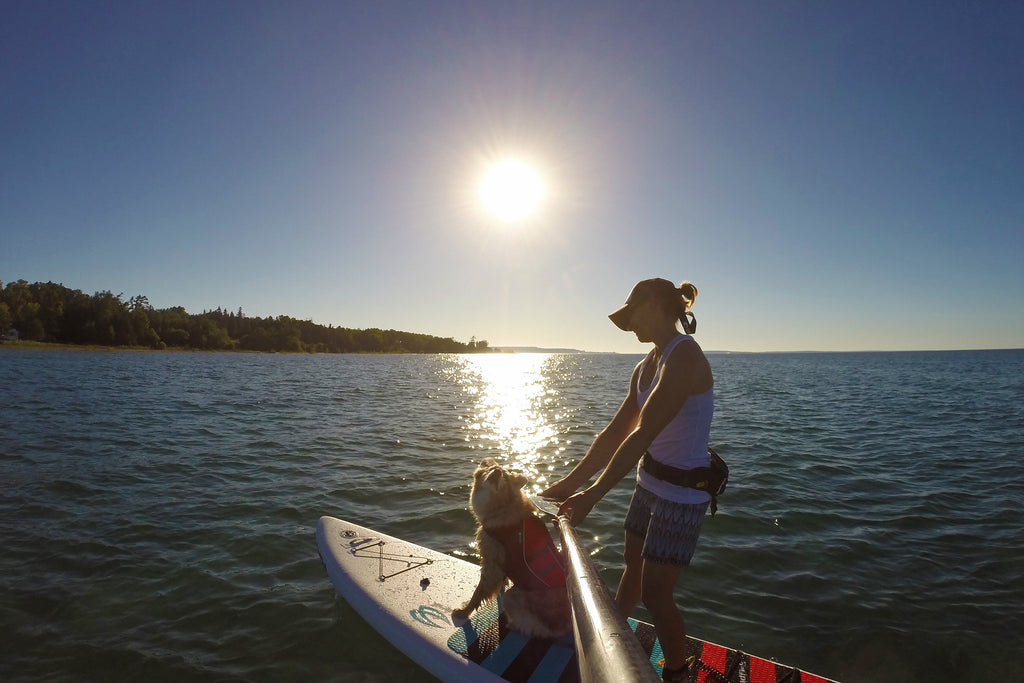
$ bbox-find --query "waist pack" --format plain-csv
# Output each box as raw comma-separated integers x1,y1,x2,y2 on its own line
641,446,729,516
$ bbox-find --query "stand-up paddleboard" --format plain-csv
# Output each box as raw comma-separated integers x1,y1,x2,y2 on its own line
316,516,577,682
316,515,838,682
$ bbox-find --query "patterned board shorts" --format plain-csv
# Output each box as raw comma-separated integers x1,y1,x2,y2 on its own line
624,485,709,566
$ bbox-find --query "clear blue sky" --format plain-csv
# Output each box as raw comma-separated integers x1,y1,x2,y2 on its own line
2,1,1021,353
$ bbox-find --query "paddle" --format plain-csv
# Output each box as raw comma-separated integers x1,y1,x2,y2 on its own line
528,493,660,682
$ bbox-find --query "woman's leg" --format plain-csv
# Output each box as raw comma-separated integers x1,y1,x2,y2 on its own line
618,486,654,618
637,496,708,680
615,531,645,618
641,560,687,674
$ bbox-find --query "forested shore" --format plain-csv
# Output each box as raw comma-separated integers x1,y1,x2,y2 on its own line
0,280,487,353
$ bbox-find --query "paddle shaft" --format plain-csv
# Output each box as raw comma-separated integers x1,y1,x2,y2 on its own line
557,517,661,683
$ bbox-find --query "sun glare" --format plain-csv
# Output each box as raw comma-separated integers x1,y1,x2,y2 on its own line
478,159,545,222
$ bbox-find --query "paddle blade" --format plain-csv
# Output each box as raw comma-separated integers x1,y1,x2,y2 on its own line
529,495,563,519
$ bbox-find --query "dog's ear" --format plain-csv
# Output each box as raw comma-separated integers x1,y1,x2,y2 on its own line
510,472,529,489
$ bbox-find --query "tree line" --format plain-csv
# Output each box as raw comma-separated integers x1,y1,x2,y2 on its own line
0,280,490,354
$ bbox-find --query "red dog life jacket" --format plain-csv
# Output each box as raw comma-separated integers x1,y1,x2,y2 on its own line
484,515,567,590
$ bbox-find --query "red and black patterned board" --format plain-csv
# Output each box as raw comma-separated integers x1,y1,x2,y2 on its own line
629,618,838,683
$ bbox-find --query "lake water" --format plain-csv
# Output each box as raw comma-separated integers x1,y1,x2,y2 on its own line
1,348,1021,682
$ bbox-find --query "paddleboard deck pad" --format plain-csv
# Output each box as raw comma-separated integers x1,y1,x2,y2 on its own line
316,515,836,682
448,594,579,682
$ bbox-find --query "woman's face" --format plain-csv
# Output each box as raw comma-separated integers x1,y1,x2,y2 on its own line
625,297,659,341
626,295,675,342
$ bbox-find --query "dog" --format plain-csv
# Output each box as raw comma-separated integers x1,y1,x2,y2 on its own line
452,457,572,638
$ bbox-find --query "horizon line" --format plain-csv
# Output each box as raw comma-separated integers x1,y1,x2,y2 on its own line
492,345,1024,355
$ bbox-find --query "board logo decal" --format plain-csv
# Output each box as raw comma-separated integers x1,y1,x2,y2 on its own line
346,535,435,581
410,605,449,628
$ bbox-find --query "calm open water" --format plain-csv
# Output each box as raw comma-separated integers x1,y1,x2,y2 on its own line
1,348,1021,682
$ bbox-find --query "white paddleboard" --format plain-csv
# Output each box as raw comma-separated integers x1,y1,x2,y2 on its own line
315,516,580,683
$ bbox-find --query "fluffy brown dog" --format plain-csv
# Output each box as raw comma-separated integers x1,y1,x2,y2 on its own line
452,458,572,638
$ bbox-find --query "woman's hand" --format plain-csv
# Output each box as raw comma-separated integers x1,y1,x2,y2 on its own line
558,487,602,527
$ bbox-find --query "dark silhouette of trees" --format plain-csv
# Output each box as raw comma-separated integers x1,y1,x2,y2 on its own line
0,279,483,354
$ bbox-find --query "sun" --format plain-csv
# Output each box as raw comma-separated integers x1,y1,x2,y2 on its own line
478,159,545,222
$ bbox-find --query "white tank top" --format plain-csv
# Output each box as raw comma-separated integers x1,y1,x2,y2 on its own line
635,334,714,503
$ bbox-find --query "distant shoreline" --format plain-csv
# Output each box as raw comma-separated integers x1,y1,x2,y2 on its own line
0,340,477,354
0,340,596,355
0,340,288,353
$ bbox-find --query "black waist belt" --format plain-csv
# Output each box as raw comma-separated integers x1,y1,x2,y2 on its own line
641,451,713,491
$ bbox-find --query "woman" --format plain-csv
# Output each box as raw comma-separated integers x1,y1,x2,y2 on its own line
541,277,714,683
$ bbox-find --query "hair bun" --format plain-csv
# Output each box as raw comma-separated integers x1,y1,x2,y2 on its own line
678,281,698,304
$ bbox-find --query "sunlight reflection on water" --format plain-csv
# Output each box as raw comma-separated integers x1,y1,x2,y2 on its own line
451,353,578,494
